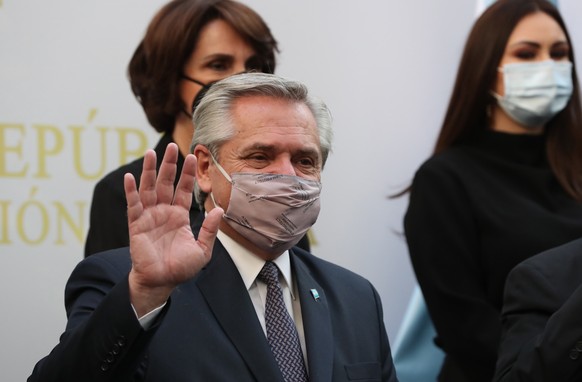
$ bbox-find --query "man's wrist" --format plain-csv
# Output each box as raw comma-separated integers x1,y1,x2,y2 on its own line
128,271,173,318
132,302,167,329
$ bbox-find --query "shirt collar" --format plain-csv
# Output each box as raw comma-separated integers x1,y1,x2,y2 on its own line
216,230,294,297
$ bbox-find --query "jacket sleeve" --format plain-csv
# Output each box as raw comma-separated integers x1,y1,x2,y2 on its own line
494,252,582,382
404,160,500,381
28,253,164,382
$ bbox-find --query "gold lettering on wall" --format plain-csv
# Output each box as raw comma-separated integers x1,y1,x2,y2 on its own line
0,124,28,177
0,110,156,247
53,201,86,244
70,126,108,180
117,127,149,166
33,124,65,178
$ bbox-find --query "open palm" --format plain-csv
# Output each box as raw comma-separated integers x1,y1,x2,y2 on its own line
124,143,222,315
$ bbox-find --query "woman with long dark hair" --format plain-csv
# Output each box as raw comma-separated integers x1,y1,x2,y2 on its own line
404,1,582,380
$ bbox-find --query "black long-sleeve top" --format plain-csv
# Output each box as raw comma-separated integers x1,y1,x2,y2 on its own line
404,130,582,382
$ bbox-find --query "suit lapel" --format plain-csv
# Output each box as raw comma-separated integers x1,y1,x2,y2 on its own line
196,240,283,382
292,254,334,382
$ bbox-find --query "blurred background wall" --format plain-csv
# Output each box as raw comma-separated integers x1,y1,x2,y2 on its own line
1,1,581,380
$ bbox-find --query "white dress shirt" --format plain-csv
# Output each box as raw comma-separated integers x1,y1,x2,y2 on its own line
216,230,308,365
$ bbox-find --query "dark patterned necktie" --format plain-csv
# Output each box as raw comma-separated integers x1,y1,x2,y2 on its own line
258,261,308,382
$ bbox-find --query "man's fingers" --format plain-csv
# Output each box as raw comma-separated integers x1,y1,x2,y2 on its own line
173,154,197,210
139,149,158,208
156,143,179,205
124,173,143,223
197,207,223,254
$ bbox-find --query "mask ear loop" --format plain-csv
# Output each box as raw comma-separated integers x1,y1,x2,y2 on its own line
208,154,230,213
488,66,507,111
210,154,233,183
181,74,207,87
209,192,222,210
180,75,216,118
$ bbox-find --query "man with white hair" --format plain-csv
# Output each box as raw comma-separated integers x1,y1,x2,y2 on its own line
29,73,398,382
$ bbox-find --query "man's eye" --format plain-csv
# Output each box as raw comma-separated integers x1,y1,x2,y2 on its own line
248,154,268,162
297,158,315,167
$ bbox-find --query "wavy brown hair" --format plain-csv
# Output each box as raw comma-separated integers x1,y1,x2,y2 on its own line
128,0,278,134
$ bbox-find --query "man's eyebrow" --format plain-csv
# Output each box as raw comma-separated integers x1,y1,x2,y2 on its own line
239,143,276,153
294,148,321,158
240,144,320,157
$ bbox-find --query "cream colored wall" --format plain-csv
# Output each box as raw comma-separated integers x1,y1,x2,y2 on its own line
2,1,581,380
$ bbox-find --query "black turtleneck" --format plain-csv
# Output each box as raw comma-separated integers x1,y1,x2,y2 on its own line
404,130,582,382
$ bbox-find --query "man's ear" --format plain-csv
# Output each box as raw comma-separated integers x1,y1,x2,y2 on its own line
194,144,212,193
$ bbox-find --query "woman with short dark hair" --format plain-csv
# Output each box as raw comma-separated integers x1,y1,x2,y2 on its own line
85,0,280,257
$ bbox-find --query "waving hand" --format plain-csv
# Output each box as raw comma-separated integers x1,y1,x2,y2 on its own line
123,143,223,316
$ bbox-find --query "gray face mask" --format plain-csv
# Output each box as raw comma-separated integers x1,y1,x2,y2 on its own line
492,60,573,128
209,155,321,256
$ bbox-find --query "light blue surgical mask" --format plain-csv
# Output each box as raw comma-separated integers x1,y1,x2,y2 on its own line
492,60,573,128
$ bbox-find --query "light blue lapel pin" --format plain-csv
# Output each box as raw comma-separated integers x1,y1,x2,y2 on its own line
310,289,320,301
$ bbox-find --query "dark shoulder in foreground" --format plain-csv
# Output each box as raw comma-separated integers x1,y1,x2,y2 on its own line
509,237,582,280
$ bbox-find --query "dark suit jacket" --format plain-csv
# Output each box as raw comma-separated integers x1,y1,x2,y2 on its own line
494,237,582,382
84,133,310,257
30,215,397,381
